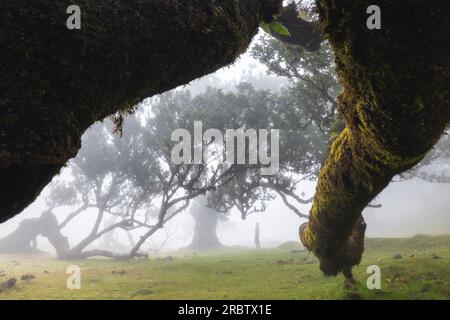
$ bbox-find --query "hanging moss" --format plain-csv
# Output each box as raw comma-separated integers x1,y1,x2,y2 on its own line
300,0,450,276
0,0,282,222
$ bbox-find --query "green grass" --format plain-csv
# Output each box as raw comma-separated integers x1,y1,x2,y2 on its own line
1,235,450,300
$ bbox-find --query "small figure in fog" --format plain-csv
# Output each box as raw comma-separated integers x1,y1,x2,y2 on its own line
255,223,261,249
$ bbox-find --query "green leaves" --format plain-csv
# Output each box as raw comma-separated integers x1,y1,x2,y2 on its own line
261,21,291,37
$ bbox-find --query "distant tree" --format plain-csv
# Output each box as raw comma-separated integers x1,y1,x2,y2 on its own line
0,210,69,256
252,33,341,136
39,123,159,258
27,80,327,257
155,83,329,223
141,79,343,241
188,195,226,250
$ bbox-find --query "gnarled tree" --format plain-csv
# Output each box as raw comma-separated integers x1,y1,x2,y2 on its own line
0,211,69,257
299,0,450,278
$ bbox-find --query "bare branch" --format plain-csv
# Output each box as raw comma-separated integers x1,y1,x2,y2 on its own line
58,204,90,230
273,188,309,219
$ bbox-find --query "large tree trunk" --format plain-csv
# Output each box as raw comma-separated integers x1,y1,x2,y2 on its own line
0,211,70,257
300,0,450,277
189,207,222,250
0,0,283,223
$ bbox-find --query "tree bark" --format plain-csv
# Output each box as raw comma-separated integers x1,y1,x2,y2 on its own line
300,0,450,276
0,0,283,222
0,165,61,223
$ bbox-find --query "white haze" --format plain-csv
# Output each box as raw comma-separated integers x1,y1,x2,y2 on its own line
1,31,449,254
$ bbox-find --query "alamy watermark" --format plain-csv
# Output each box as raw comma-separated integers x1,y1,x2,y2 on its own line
171,121,279,175
64,4,381,31
366,265,381,290
66,5,81,30
367,5,382,30
66,265,81,290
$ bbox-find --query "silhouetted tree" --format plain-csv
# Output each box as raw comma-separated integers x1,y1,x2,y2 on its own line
188,196,225,250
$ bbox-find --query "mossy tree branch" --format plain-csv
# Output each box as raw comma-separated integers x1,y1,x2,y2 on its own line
300,0,450,277
0,0,282,222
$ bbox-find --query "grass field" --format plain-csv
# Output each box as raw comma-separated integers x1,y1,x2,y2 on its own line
1,234,450,300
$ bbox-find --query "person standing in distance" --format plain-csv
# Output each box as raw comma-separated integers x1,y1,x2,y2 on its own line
255,223,261,249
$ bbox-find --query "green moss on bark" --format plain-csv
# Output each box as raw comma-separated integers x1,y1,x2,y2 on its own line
0,0,282,221
301,0,450,276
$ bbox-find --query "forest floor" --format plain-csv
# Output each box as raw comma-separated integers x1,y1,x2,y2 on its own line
0,234,449,300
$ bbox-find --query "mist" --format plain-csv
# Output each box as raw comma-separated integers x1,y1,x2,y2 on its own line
1,36,448,254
